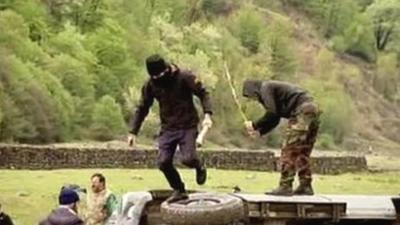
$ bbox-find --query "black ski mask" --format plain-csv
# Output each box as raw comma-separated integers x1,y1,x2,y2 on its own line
146,54,173,85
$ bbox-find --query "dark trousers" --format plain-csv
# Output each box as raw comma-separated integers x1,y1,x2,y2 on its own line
157,128,201,192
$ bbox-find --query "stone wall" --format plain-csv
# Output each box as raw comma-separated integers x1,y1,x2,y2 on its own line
0,145,367,174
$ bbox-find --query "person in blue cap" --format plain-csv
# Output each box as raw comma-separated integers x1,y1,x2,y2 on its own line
39,188,83,225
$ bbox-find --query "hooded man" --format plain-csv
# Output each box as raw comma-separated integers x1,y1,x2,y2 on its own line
128,54,212,203
242,80,321,196
39,188,83,225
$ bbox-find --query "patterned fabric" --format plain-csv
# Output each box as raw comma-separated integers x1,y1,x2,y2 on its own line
85,189,116,225
280,101,321,184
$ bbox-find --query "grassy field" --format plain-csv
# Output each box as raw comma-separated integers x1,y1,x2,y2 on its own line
1,169,400,225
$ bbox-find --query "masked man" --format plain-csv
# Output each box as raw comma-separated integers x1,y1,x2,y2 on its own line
128,54,212,202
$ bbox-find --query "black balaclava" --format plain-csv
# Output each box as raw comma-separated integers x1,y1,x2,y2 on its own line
242,80,262,100
145,54,172,85
146,54,168,76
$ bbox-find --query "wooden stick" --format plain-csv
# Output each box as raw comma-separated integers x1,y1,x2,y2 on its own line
223,61,248,122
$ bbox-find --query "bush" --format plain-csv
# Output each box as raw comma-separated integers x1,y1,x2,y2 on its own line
302,50,355,145
335,14,377,62
374,53,399,101
266,20,297,80
201,0,236,17
90,95,126,141
302,79,355,145
228,5,265,54
316,133,336,150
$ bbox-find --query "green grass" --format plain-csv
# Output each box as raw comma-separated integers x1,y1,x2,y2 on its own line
1,169,400,225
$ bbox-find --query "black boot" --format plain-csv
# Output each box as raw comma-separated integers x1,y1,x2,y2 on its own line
293,179,314,195
265,183,293,196
265,176,293,196
196,162,207,185
166,190,189,203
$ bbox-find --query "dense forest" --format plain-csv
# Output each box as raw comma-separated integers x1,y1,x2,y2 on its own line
0,0,399,150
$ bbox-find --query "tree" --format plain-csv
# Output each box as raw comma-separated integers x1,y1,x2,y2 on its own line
0,55,60,143
229,5,265,54
0,0,14,10
10,0,50,43
332,13,377,62
90,95,126,141
374,53,399,101
267,20,297,80
43,0,105,32
321,1,359,38
201,0,235,17
47,23,97,66
303,50,356,145
367,0,400,51
46,53,95,136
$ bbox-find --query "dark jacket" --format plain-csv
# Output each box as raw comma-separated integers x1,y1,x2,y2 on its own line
39,207,83,225
0,212,14,225
129,66,212,134
243,80,312,135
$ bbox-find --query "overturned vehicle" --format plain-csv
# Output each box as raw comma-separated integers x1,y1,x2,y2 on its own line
112,190,400,225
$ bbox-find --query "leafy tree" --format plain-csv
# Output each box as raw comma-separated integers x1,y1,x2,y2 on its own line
267,20,297,80
366,0,400,51
374,53,399,100
229,5,265,54
332,13,377,62
90,95,126,141
46,53,95,135
302,50,355,145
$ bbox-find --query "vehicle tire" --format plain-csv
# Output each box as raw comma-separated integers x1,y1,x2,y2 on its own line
161,192,245,225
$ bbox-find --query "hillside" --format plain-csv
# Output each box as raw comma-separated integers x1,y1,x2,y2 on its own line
0,0,399,153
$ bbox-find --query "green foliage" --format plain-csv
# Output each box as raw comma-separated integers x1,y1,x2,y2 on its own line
366,0,400,51
47,54,94,99
316,133,336,150
229,5,265,54
90,95,126,141
374,53,399,100
0,0,398,148
201,0,236,17
266,20,297,80
47,23,97,66
0,54,61,143
332,13,377,62
287,0,381,62
43,0,106,32
303,78,354,145
11,0,50,43
321,1,359,38
302,50,355,145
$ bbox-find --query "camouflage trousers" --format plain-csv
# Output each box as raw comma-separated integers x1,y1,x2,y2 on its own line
279,101,321,185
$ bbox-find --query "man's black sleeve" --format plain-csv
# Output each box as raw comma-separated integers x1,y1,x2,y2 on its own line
129,82,154,135
186,73,212,114
253,112,280,135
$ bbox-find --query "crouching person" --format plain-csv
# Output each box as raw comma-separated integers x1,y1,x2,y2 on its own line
242,80,321,196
